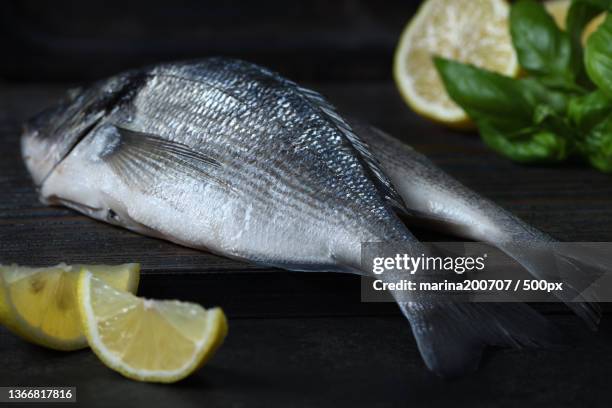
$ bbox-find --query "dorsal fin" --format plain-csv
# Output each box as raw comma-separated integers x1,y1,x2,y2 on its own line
293,83,408,212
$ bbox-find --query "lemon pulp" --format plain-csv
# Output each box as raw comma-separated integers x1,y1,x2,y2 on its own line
0,263,140,350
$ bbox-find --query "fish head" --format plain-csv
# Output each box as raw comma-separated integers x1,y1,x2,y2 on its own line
21,71,156,234
21,72,141,187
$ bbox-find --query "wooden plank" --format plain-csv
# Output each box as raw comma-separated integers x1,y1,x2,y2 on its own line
1,83,612,317
2,83,611,407
0,314,610,407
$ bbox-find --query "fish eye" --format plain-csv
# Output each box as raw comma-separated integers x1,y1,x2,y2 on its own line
107,209,119,221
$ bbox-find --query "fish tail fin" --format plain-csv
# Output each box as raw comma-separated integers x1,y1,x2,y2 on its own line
500,241,603,330
398,302,564,378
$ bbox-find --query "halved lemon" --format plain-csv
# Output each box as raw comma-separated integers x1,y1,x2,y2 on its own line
545,0,606,43
394,0,519,128
78,271,227,383
0,263,140,350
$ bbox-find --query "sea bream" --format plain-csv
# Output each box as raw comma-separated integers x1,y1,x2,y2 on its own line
22,58,561,377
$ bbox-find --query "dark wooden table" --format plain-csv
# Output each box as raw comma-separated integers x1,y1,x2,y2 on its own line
1,81,612,407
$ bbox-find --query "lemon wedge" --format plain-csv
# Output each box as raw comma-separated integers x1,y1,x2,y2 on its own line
77,271,227,383
0,263,140,350
394,0,519,128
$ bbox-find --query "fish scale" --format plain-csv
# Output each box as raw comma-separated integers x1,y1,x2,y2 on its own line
120,69,401,239
157,61,390,209
122,93,360,233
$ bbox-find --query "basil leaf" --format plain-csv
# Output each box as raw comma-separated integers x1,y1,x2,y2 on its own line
480,122,571,162
575,0,612,11
510,0,575,87
433,57,533,131
434,57,574,162
567,1,605,37
568,90,612,132
566,0,602,88
520,78,570,115
434,57,569,124
585,14,612,96
579,113,612,172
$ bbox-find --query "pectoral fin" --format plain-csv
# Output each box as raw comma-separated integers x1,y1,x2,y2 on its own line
101,126,225,191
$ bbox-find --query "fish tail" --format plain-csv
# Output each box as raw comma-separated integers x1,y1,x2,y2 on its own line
397,301,564,378
499,241,603,330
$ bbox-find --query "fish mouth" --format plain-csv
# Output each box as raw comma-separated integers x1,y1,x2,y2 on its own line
21,108,104,187
21,104,65,187
21,71,145,188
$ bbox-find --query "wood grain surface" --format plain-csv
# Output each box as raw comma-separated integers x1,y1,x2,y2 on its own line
1,82,611,407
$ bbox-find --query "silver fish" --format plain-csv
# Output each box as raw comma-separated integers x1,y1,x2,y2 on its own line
353,121,602,328
22,58,558,377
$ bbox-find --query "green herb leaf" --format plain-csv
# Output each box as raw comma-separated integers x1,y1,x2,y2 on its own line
575,0,612,11
568,90,612,132
520,78,570,116
433,57,533,131
585,14,612,96
510,0,575,88
579,113,612,172
434,58,569,123
567,1,605,38
566,0,603,88
480,123,571,163
434,57,574,162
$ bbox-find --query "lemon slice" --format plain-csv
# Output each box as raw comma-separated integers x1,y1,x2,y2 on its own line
0,263,140,350
545,0,605,43
78,271,227,383
394,0,519,128
545,0,571,28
